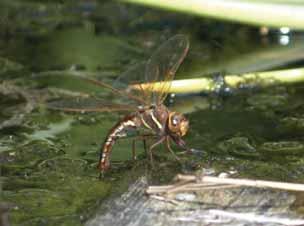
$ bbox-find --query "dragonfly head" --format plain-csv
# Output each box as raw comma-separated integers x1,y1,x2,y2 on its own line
168,112,189,137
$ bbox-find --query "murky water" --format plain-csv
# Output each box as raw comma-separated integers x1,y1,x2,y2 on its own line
1,1,304,226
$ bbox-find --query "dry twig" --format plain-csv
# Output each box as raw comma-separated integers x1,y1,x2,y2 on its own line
147,174,304,195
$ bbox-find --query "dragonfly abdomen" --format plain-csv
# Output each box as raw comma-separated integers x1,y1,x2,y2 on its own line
98,105,169,173
99,115,139,172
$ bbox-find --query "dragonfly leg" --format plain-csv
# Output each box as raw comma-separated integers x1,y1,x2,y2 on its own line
173,137,204,157
171,136,192,154
98,153,104,179
132,139,137,161
130,134,155,158
166,136,181,162
148,136,166,168
99,171,104,180
143,138,147,154
131,134,154,161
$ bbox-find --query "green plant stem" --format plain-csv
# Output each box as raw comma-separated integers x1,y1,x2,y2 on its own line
122,0,304,29
131,67,304,94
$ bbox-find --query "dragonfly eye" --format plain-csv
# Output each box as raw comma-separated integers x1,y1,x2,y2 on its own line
169,113,179,129
172,118,178,126
168,112,189,137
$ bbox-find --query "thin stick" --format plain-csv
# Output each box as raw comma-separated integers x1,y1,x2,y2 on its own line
150,195,179,205
147,174,304,195
174,174,197,182
169,184,241,193
200,176,304,191
166,182,216,194
147,183,237,194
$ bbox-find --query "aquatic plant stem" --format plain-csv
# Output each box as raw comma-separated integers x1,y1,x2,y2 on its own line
130,67,304,94
122,0,304,29
225,67,304,88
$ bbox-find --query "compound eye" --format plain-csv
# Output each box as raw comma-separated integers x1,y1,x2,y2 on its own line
172,117,178,126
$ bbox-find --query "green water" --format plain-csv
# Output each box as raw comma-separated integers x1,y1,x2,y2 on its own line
1,1,304,225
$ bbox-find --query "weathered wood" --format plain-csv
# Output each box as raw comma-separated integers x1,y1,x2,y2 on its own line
86,176,304,226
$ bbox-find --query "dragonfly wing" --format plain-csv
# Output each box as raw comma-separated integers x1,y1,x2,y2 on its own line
113,62,151,105
145,35,189,104
34,72,147,106
78,76,147,105
47,98,137,113
114,35,189,105
36,35,189,107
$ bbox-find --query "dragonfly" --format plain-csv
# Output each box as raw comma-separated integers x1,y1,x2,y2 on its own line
48,35,193,176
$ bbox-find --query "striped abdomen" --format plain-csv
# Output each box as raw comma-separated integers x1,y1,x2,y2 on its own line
98,105,169,173
98,115,139,172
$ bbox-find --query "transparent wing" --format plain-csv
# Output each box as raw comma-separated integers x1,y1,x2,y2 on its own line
47,98,137,113
114,35,189,105
80,76,147,105
35,35,189,108
144,34,189,104
34,72,147,106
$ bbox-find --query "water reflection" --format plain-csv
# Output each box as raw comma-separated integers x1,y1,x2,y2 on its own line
279,35,290,46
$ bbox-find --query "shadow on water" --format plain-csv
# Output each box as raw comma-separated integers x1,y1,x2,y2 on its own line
1,0,304,225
